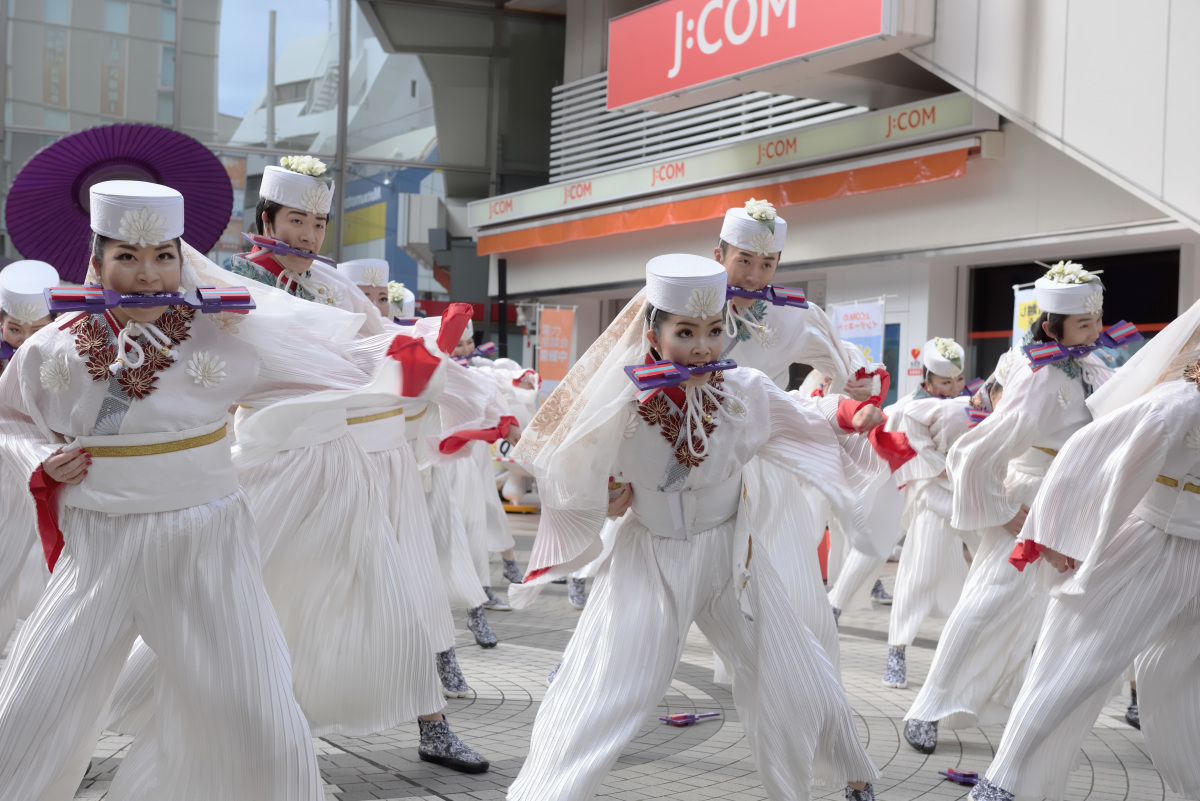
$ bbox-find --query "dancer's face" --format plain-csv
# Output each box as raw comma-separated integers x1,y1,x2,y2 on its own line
261,206,327,273
453,333,475,357
357,285,389,318
716,245,779,294
1049,313,1102,347
94,240,182,325
647,311,725,388
1,314,51,348
924,371,966,398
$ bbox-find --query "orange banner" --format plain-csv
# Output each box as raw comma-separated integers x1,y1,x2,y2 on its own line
478,148,969,256
537,307,575,381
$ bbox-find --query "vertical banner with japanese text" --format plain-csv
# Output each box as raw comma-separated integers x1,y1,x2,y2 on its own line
830,299,885,366
1012,286,1039,348
536,306,576,381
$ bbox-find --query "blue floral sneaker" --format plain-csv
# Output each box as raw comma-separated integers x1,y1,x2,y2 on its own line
871,579,893,605
883,645,907,689
418,717,490,774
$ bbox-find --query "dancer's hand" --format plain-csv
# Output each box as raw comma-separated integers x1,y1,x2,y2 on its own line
851,404,884,433
43,447,90,484
843,376,874,402
1041,547,1077,573
607,484,633,518
1002,505,1030,536
505,424,521,445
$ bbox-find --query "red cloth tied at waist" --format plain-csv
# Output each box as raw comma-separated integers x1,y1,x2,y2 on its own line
438,415,519,455
1009,539,1045,572
29,465,64,572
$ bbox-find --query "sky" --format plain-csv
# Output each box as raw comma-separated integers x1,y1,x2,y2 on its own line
217,0,338,119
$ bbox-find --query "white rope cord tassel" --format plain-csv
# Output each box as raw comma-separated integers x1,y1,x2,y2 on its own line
682,381,745,458
723,301,777,347
110,321,178,374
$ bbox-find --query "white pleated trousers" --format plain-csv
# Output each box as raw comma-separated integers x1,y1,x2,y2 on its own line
0,465,41,647
827,547,884,614
0,492,321,801
888,484,970,647
508,515,876,801
365,446,456,653
426,462,490,608
986,518,1200,800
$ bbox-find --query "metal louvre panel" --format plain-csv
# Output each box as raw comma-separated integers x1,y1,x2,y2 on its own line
550,73,868,183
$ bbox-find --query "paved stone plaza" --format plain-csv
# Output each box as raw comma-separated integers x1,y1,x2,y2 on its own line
42,514,1182,800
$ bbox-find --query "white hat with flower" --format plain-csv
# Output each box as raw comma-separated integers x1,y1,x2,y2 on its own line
1034,261,1104,316
260,155,335,216
719,198,788,256
922,337,964,378
90,180,185,248
338,258,389,287
387,280,415,318
646,253,727,321
0,260,59,323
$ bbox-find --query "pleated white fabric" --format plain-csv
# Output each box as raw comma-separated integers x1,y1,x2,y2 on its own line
0,462,44,648
826,545,883,614
426,460,490,607
477,441,517,553
239,436,445,735
0,493,322,801
508,516,877,801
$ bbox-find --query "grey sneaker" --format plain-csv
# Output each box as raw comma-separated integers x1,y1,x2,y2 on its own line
568,577,587,610
832,606,842,626
437,647,470,698
871,579,893,605
502,557,523,584
970,778,1014,801
883,645,907,689
903,718,938,754
482,586,512,612
467,606,498,648
845,782,874,801
418,717,490,773
1125,688,1140,730
548,659,562,683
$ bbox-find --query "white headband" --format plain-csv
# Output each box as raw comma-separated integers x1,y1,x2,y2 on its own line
260,161,334,216
1033,261,1103,316
646,254,727,319
90,180,185,247
0,260,59,322
338,258,388,287
719,199,787,256
922,337,964,378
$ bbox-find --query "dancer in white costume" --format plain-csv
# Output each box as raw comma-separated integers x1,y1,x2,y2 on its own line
971,298,1200,801
110,158,491,771
508,254,881,801
903,261,1115,754
0,260,58,647
0,181,355,800
880,338,976,690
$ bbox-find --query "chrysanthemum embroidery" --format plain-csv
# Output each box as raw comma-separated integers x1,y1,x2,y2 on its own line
300,186,331,215
637,394,672,427
85,346,117,382
623,412,640,439
185,351,227,388
156,307,193,346
732,300,769,344
39,353,71,393
634,372,724,467
1057,387,1071,409
361,264,387,286
747,228,777,256
118,206,168,247
1084,290,1104,315
9,302,43,324
209,312,242,334
324,285,344,307
686,285,724,319
1184,361,1200,388
116,365,158,400
72,317,108,355
1186,426,1200,454
674,439,705,468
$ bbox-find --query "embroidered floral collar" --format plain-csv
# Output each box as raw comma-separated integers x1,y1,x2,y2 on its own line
230,250,317,303
728,299,770,345
71,306,194,400
1185,361,1200,389
636,357,725,468
1021,329,1091,389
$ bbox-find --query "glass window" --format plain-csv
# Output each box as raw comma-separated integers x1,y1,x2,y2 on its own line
43,108,69,130
157,91,174,124
273,80,310,106
102,0,128,33
160,7,176,41
161,46,175,89
43,0,70,25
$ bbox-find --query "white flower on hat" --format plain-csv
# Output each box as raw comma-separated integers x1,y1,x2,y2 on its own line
118,206,169,247
39,352,70,393
1044,260,1098,285
1084,289,1104,315
387,281,406,303
185,351,227,388
747,228,777,256
743,198,776,222
299,185,331,215
9,302,43,324
279,155,327,177
933,337,963,371
360,263,387,286
685,285,725,319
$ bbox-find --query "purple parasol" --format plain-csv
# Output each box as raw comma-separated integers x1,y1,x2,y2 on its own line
6,124,233,283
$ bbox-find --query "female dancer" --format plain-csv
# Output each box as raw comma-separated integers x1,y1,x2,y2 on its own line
508,253,880,801
903,262,1114,754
